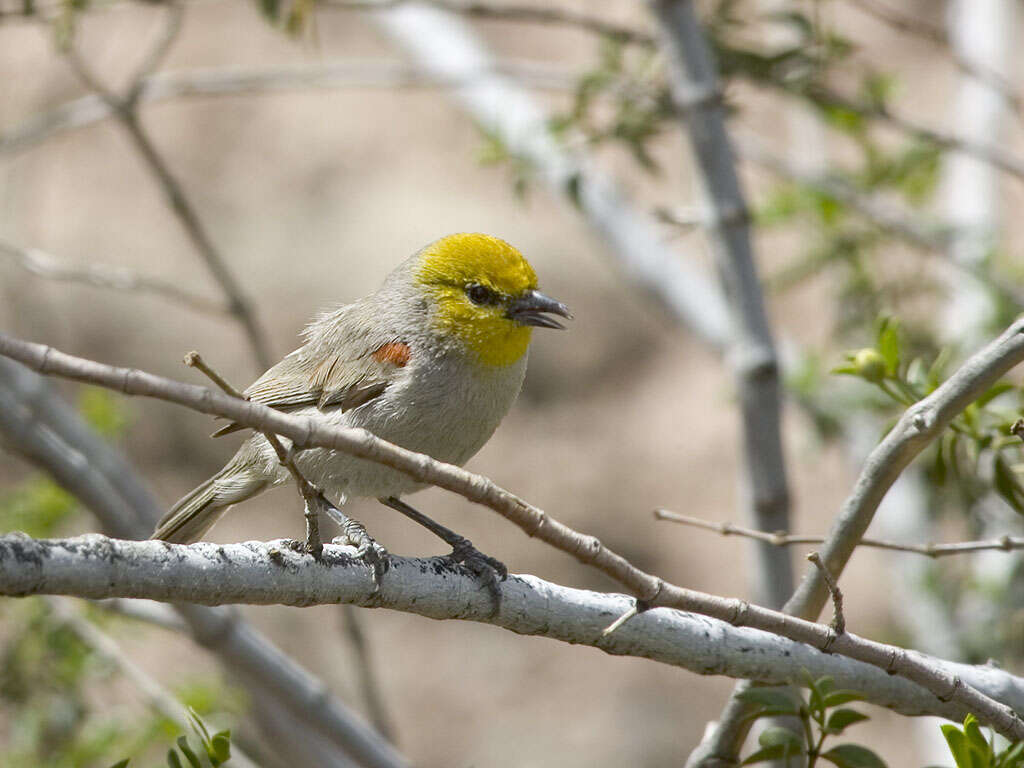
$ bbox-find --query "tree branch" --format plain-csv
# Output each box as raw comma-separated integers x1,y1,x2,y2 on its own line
655,508,1024,558
5,532,1024,729
2,334,1024,740
0,60,577,155
0,239,229,316
649,0,793,611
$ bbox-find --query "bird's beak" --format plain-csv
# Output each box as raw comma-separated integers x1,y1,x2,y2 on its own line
506,289,573,329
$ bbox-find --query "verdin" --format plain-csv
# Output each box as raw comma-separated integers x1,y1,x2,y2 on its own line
152,233,570,578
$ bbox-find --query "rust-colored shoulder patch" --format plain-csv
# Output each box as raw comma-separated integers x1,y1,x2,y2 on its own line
372,342,411,367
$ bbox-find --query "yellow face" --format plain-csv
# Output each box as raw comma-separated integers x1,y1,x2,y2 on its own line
416,233,553,367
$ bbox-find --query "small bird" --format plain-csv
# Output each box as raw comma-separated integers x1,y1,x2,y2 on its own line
153,233,570,579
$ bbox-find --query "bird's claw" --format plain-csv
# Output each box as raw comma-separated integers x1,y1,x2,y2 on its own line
332,534,390,589
283,537,323,559
448,537,507,615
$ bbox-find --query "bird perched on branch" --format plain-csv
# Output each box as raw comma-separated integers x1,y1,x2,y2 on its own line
152,233,570,586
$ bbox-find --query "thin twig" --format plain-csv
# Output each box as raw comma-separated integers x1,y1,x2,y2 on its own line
601,602,639,636
806,552,844,635
655,508,1024,558
6,534,1024,729
0,240,228,316
183,351,326,555
4,333,1024,740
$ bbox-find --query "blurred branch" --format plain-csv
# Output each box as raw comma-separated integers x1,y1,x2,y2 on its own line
650,0,793,610
45,597,264,768
0,240,229,316
339,605,397,744
793,83,1024,185
0,357,407,768
655,508,1024,558
842,0,1020,114
323,0,656,45
375,4,732,350
0,59,577,155
843,0,946,43
6,533,1024,730
63,6,274,372
734,133,1024,310
4,335,1024,740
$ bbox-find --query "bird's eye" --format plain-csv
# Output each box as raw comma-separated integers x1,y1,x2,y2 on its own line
466,283,496,305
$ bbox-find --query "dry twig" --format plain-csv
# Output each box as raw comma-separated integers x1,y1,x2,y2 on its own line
806,552,844,635
655,508,1024,558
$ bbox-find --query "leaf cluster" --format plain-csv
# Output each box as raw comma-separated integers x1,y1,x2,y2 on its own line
737,675,883,767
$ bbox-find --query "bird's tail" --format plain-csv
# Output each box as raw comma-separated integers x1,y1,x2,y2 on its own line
152,454,267,544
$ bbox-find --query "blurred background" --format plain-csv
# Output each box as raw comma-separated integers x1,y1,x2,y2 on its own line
2,0,1024,765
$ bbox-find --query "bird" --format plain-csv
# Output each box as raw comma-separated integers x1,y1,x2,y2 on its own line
152,232,570,583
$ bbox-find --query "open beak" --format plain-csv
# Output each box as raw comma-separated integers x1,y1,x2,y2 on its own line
507,289,573,329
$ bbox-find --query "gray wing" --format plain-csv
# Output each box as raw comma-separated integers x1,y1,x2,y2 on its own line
212,307,409,436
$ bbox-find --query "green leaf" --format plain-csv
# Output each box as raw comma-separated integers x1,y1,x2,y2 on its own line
994,456,1024,515
824,708,870,734
942,724,978,768
877,317,900,375
963,715,993,761
820,743,889,768
736,687,802,715
210,732,231,764
758,726,803,751
742,744,804,765
823,690,866,708
167,751,184,768
176,737,202,768
931,434,948,486
108,761,131,768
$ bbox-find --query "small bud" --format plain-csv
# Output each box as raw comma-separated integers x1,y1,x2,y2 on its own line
852,348,887,383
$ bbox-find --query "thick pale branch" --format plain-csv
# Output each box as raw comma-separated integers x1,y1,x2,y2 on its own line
2,334,1024,740
5,533,1024,727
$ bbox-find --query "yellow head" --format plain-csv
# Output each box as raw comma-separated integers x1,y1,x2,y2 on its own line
415,233,570,367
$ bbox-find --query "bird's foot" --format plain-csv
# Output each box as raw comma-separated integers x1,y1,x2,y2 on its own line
283,537,324,558
329,510,390,588
446,535,507,616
